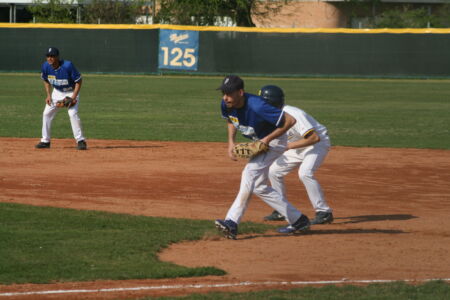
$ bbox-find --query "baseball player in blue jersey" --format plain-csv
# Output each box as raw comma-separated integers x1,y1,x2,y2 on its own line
35,47,87,150
260,85,334,225
214,75,310,239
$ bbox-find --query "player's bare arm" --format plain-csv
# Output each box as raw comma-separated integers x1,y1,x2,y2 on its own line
260,112,296,145
286,130,321,150
71,80,82,100
227,120,238,160
43,80,52,105
67,80,82,106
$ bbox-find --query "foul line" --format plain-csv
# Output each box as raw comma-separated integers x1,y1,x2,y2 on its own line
1,278,449,297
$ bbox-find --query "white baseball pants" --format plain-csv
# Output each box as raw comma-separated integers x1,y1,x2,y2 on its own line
225,136,303,225
269,141,332,213
40,89,85,143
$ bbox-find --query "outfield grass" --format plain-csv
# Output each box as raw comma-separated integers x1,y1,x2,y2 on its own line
0,73,449,149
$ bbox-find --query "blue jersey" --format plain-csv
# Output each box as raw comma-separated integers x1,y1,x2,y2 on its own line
41,60,82,92
221,93,285,140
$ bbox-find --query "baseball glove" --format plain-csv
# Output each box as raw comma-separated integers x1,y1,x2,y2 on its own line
55,96,76,108
233,140,269,159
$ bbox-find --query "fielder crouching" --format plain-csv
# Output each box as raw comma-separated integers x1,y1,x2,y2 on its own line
214,75,310,240
35,47,87,151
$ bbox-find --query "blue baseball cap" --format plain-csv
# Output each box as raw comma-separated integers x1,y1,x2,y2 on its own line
46,47,59,57
217,75,244,94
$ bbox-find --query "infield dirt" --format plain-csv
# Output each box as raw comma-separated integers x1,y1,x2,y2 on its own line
1,138,449,299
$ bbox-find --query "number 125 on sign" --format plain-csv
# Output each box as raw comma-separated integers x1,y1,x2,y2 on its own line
160,47,197,69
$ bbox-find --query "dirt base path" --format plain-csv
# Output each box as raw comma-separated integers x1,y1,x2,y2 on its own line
1,138,449,299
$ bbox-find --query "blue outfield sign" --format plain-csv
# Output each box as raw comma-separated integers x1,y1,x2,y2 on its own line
158,29,199,71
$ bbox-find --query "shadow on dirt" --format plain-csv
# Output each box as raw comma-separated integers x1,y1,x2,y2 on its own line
239,227,407,240
82,145,165,149
335,214,418,224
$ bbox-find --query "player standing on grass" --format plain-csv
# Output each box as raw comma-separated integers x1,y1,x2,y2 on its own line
260,85,334,225
214,75,311,239
35,47,87,150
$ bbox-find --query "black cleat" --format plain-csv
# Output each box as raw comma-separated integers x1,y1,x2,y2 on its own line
77,140,87,150
264,210,285,221
310,211,334,225
35,142,50,149
277,214,310,234
215,219,238,240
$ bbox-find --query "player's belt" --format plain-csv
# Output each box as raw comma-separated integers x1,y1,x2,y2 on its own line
55,87,74,92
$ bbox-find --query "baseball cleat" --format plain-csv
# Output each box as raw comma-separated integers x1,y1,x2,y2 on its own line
277,214,310,234
35,142,50,149
310,211,334,225
263,210,285,221
77,140,87,150
215,219,238,240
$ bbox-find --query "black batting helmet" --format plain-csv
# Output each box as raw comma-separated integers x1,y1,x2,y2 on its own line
259,85,285,109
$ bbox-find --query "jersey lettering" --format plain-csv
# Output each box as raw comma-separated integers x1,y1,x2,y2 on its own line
221,93,284,140
48,78,69,86
41,60,81,92
237,124,256,139
229,116,238,124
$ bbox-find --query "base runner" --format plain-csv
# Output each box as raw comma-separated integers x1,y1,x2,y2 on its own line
214,75,311,239
260,85,333,225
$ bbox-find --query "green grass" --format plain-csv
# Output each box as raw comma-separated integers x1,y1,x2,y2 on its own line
150,280,450,300
0,202,274,285
1,73,449,298
0,73,449,148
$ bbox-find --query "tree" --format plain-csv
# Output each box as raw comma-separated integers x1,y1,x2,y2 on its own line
155,0,289,27
27,0,76,23
155,0,222,26
82,0,144,24
225,0,255,27
375,5,440,28
436,3,450,27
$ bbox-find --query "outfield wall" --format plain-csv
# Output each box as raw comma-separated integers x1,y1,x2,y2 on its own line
0,26,159,73
1,24,449,78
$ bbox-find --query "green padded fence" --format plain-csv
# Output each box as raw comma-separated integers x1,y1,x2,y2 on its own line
198,31,450,77
0,24,449,78
0,27,159,73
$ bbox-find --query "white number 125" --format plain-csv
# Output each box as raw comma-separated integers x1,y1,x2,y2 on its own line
161,47,196,68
